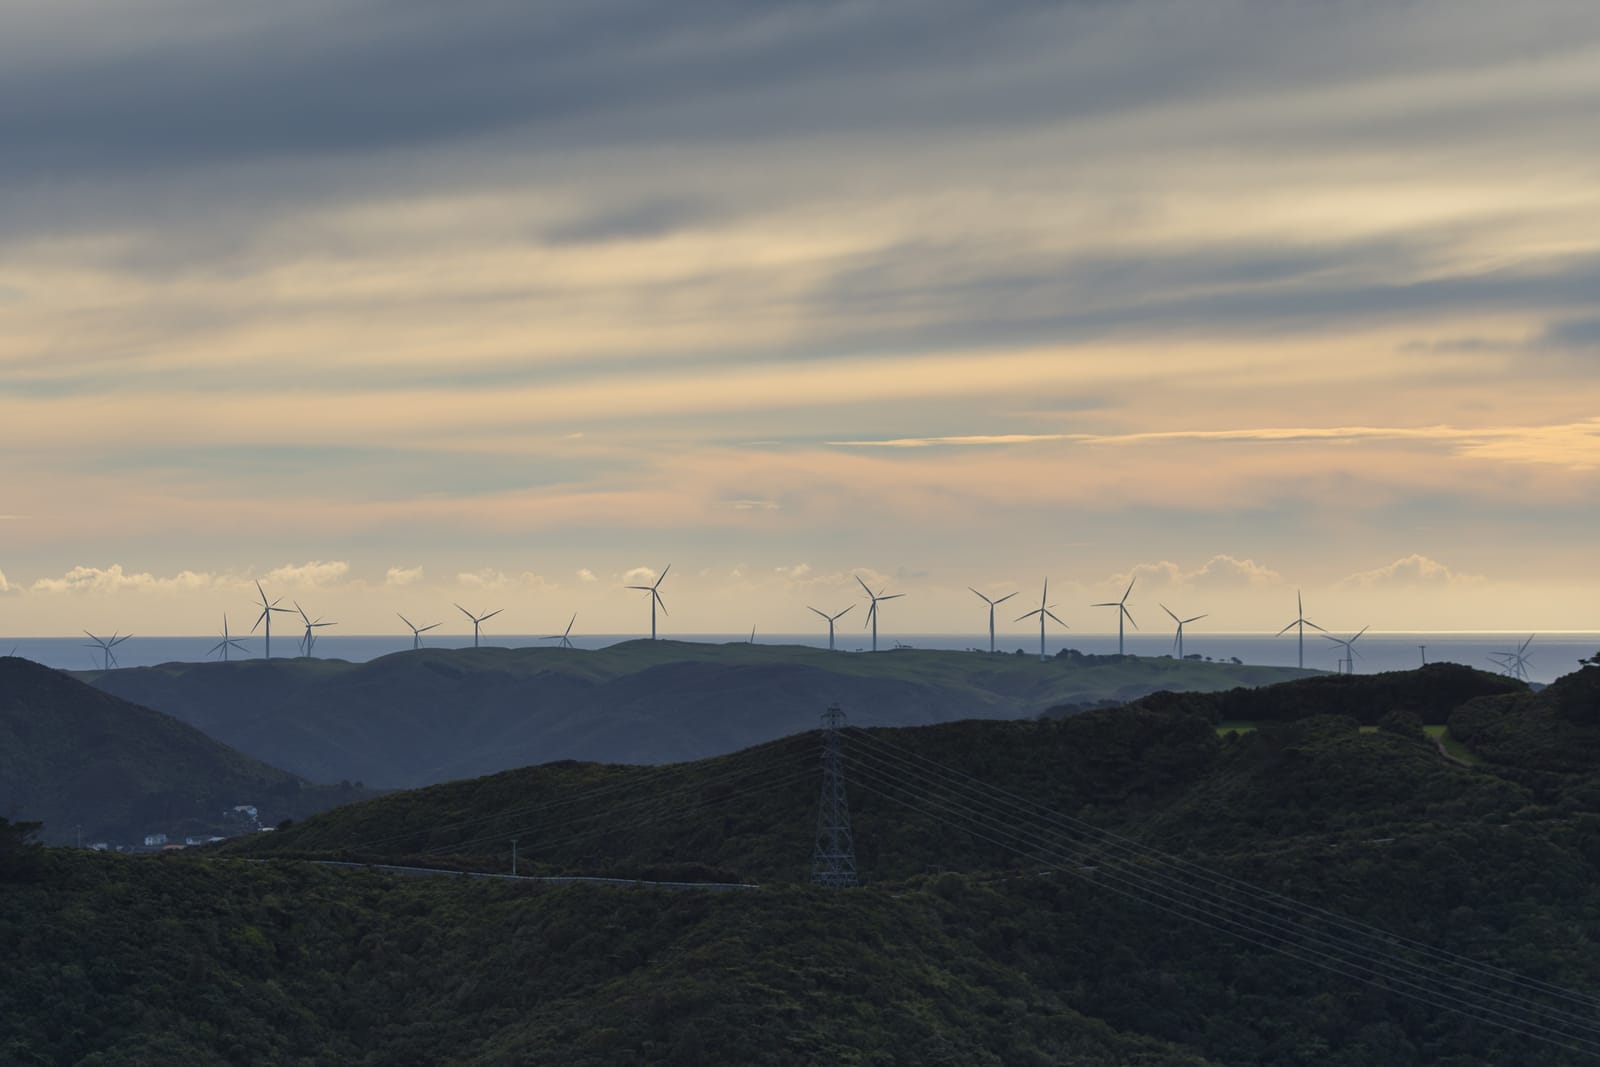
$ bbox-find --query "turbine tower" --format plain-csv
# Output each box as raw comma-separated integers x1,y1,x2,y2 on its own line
1276,591,1326,669
856,575,903,653
809,605,853,651
626,564,670,640
1161,604,1207,659
542,613,578,649
1092,577,1138,655
1322,625,1368,675
1015,579,1067,662
251,580,296,660
455,604,503,648
83,630,130,670
398,613,441,650
969,587,1017,653
295,602,336,657
208,616,248,662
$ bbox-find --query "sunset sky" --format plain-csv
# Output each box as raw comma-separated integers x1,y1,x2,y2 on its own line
3,0,1598,639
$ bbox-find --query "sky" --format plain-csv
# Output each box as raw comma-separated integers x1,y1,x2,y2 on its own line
2,0,1599,641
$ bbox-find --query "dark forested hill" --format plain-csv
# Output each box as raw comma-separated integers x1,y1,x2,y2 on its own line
15,662,1600,1066
0,657,368,845
82,641,1314,788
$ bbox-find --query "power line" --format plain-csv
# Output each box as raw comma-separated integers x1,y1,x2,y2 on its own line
844,732,1600,1058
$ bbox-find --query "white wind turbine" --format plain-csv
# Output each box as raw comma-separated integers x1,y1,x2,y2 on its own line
1491,634,1534,681
251,580,296,660
808,605,853,651
398,613,441,650
1276,591,1326,669
208,616,248,662
294,603,336,657
83,630,130,670
856,575,904,653
542,613,578,649
1015,579,1067,662
456,604,503,648
1092,577,1138,655
969,587,1018,653
626,564,670,640
1322,625,1368,675
1162,604,1207,660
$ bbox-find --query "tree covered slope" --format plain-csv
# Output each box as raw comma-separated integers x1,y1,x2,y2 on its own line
82,641,1315,788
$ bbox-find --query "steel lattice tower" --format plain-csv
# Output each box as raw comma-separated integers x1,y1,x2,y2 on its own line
811,704,859,888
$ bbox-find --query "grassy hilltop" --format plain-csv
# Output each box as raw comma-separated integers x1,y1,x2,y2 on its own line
11,663,1600,1065
82,640,1315,788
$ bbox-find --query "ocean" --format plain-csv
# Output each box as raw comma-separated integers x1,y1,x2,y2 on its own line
7,631,1594,684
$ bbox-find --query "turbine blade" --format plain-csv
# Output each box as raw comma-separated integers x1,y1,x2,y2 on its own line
1304,620,1327,633
810,607,829,620
880,593,904,601
1122,576,1136,600
456,603,474,621
655,593,668,616
419,623,441,633
1184,614,1207,624
1162,604,1179,623
1123,607,1138,630
656,563,671,586
834,606,853,621
968,587,991,605
1092,601,1117,608
482,609,503,621
1274,621,1296,636
398,613,413,630
1045,610,1067,627
855,574,874,597
1016,610,1041,622
994,592,1017,605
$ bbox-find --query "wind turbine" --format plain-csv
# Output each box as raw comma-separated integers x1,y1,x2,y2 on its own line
251,580,296,660
82,630,130,670
1015,579,1067,662
295,603,336,657
1276,591,1326,669
1162,604,1207,659
626,565,670,640
808,605,853,651
1322,625,1368,675
398,613,441,650
1492,635,1534,681
455,604,503,648
856,575,904,653
542,613,577,649
1092,577,1138,655
969,587,1017,653
208,616,248,662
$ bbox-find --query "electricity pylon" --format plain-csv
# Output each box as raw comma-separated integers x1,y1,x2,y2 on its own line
811,705,859,888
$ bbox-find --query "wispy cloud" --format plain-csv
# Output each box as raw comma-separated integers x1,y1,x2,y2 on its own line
31,564,216,595
385,565,422,587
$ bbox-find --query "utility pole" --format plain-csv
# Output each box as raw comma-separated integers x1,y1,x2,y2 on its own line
811,705,859,888
511,838,518,877
1420,645,1427,666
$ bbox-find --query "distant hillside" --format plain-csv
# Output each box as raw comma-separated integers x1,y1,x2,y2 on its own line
82,641,1314,788
1099,661,1527,725
203,663,1600,1065
0,657,369,846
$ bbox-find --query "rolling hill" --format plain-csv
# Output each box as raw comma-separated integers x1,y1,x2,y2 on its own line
82,640,1315,788
11,663,1599,1065
0,656,369,846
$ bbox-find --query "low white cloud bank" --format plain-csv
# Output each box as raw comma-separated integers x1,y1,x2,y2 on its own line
263,560,350,587
1341,554,1485,587
1122,555,1283,590
31,564,217,594
457,569,548,591
385,565,423,587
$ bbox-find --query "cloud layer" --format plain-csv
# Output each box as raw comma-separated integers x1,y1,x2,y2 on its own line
2,1,1597,634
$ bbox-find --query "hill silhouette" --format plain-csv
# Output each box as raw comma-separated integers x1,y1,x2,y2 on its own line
82,641,1314,788
0,657,369,845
